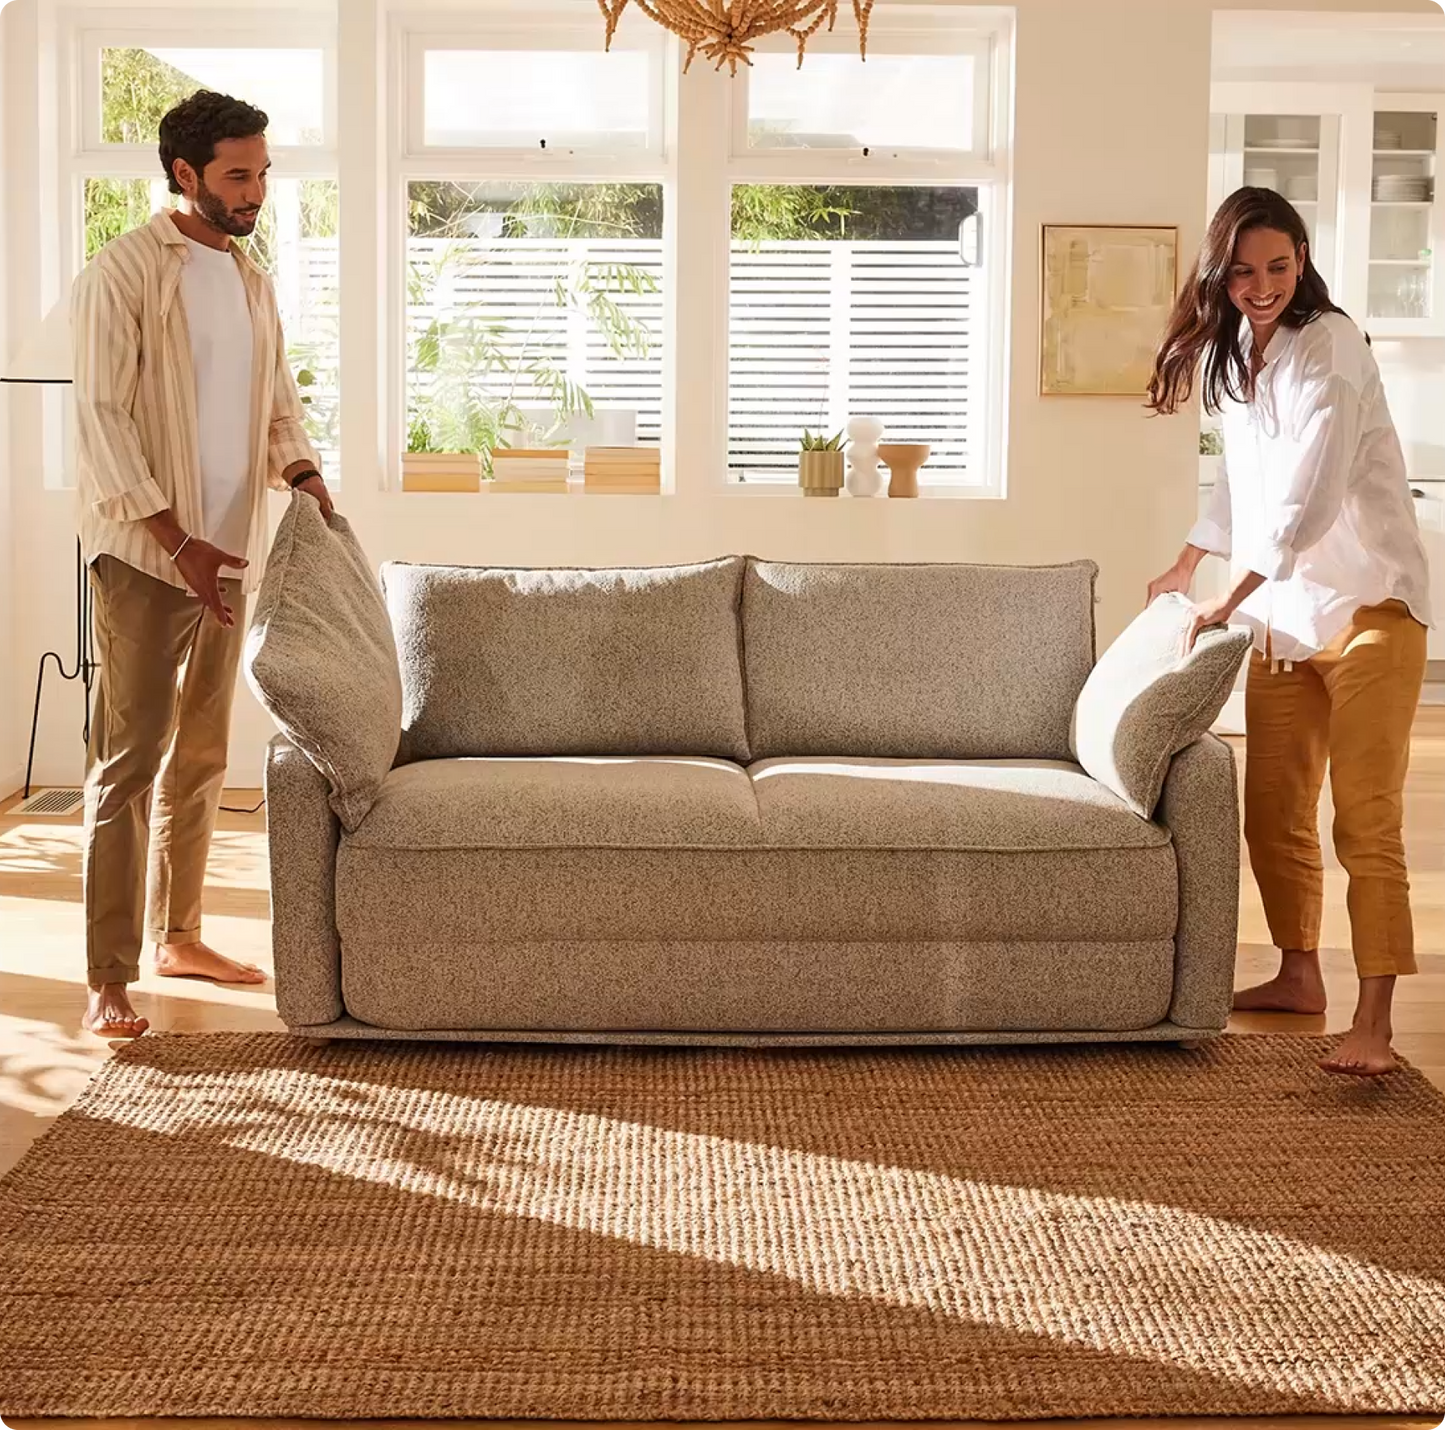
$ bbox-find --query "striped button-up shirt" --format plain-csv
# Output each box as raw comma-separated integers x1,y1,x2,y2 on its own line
72,209,320,596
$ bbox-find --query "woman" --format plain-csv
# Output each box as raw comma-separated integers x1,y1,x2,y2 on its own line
1146,187,1431,1078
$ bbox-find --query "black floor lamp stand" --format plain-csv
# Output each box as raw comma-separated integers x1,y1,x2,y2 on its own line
23,537,97,798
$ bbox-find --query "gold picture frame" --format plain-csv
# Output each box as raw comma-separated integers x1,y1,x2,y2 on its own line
1040,225,1179,396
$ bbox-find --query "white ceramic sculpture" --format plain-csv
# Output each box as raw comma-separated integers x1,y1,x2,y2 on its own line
845,416,885,497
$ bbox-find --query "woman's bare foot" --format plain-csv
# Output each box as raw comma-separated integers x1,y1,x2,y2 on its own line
154,940,267,985
1319,1025,1397,1077
1232,948,1327,1014
1320,975,1398,1078
82,984,149,1038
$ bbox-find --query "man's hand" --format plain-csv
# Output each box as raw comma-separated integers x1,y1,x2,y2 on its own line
293,474,334,521
1182,597,1234,655
174,539,248,628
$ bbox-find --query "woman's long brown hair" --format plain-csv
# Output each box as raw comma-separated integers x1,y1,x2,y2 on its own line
1147,187,1345,416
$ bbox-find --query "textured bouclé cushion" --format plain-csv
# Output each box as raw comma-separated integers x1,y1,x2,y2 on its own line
383,557,750,762
245,494,401,832
1070,593,1250,818
742,560,1099,761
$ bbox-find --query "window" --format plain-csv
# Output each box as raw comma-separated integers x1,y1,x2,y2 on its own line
97,47,326,146
421,50,655,151
725,20,1008,489
64,19,340,478
397,17,669,481
744,52,984,155
730,185,981,482
405,181,664,463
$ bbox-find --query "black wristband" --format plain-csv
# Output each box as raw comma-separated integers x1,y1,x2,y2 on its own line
289,469,321,489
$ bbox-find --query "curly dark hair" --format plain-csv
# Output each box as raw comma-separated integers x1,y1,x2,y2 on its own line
158,90,269,196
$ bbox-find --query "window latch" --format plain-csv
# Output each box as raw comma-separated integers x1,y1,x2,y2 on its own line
959,211,983,268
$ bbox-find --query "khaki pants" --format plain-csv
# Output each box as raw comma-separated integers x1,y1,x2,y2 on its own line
83,555,246,989
1243,599,1427,979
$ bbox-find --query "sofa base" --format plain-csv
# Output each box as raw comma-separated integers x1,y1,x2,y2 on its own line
287,1015,1223,1048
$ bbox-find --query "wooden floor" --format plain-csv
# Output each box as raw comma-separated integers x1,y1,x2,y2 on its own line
2,710,1443,1430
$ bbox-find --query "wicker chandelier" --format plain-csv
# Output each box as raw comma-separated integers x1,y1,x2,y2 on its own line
598,0,876,74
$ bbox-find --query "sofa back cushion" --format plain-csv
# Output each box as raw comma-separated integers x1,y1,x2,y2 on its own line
244,494,401,832
742,559,1098,760
383,557,750,762
1071,592,1251,818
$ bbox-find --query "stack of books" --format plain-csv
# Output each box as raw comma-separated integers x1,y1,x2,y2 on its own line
401,452,481,493
488,449,570,494
584,446,662,495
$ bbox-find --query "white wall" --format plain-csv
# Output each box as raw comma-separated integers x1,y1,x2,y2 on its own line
1,3,24,800
3,0,1440,792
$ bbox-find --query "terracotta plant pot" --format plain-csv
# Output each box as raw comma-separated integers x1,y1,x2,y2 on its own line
878,443,931,498
798,449,845,498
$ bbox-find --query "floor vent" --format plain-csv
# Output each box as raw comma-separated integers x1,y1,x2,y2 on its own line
14,788,85,817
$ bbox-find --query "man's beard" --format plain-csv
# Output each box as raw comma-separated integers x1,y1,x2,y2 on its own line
194,181,260,238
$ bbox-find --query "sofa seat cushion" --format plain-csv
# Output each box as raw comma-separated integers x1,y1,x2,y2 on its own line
350,756,763,850
748,758,1168,851
336,758,1176,950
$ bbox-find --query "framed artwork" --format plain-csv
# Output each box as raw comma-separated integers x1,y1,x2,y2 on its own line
1040,225,1179,396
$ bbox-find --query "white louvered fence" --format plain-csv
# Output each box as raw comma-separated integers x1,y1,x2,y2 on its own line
298,236,980,483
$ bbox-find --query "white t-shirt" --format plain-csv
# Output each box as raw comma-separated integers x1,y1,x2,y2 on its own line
1188,310,1432,661
179,234,255,567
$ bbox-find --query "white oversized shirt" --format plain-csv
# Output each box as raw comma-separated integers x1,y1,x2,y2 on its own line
1188,311,1432,661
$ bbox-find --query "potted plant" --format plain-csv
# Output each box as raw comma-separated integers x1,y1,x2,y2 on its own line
798,429,845,498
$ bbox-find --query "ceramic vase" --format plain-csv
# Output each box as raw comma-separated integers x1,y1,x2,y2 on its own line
878,442,931,498
845,416,885,497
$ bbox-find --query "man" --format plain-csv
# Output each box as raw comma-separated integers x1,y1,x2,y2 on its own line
73,90,334,1038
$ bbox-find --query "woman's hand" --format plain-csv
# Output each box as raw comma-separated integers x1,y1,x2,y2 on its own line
1146,563,1191,606
1147,544,1210,608
1182,597,1234,654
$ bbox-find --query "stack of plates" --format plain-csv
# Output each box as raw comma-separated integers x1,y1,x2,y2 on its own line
1376,129,1403,151
1374,174,1432,202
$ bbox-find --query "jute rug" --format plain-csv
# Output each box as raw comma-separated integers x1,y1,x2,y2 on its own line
1,1033,1443,1420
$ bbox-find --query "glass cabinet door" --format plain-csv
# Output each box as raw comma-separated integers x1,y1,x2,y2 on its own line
1368,109,1437,324
1210,112,1342,292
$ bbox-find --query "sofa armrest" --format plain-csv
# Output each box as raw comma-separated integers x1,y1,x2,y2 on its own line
265,733,343,1027
1156,732,1240,1030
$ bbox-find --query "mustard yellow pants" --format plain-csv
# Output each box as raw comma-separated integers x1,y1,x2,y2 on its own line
1244,600,1427,979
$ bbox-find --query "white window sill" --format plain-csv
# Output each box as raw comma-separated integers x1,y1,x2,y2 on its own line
722,483,1002,501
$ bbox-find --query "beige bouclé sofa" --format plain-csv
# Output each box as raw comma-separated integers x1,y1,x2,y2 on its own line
263,554,1240,1046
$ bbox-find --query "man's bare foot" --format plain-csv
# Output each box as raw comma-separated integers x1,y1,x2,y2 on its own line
82,984,149,1038
1232,948,1327,1014
1320,1024,1397,1078
154,940,267,985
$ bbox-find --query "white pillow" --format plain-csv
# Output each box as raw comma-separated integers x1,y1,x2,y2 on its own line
1070,593,1251,818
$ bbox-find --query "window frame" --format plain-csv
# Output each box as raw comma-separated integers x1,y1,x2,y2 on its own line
722,8,1014,495
388,9,676,492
